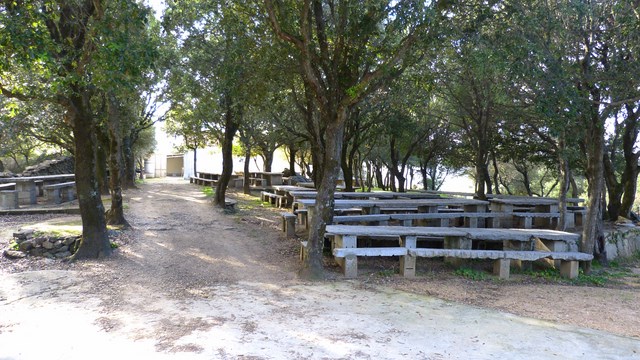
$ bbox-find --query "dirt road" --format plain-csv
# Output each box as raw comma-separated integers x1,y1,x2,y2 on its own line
1,178,639,359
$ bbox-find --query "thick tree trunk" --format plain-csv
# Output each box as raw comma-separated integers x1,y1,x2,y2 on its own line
96,128,109,194
556,134,569,231
304,112,345,279
582,111,607,271
69,91,111,259
105,95,129,227
603,153,623,220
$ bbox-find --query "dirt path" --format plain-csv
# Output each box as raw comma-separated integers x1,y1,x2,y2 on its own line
1,178,639,359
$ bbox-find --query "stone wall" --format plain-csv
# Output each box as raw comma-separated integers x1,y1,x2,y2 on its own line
21,156,74,177
4,229,80,260
604,226,640,260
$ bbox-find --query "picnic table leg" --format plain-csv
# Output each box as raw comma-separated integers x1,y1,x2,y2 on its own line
464,204,485,228
503,239,533,271
443,235,471,266
334,235,358,278
399,235,417,277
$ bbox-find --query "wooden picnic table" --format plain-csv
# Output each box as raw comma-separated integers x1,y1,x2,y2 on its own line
289,191,443,201
0,174,75,205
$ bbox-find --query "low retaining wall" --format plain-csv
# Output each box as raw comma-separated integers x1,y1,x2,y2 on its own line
4,229,80,259
604,226,640,260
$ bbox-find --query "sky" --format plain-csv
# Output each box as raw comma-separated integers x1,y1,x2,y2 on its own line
146,0,165,19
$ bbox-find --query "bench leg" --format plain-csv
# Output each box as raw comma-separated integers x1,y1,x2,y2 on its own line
399,236,417,277
300,241,308,261
493,258,511,279
559,260,579,279
0,191,18,209
334,235,357,277
282,215,296,238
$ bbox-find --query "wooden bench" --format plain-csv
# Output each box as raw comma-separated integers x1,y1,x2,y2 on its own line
333,212,502,228
325,225,584,279
43,181,76,204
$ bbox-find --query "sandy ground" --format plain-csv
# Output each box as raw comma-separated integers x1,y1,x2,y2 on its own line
1,177,639,359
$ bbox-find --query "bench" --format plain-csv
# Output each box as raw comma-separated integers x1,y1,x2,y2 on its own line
0,190,18,209
261,191,287,207
281,212,297,238
0,183,16,191
224,199,237,211
332,212,502,228
332,247,592,279
43,181,76,204
190,176,216,187
325,225,584,279
294,209,308,229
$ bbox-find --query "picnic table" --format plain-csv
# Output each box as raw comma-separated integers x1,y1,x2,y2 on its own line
297,198,489,227
0,174,75,205
249,172,283,186
489,196,584,229
324,224,588,279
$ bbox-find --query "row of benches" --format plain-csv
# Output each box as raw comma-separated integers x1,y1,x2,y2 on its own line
319,225,591,279
0,181,76,209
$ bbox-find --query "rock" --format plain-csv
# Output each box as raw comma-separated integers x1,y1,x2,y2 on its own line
34,237,46,246
64,237,78,246
30,248,44,256
55,251,72,259
3,249,26,259
54,245,69,253
53,240,63,249
42,241,55,250
13,229,34,241
19,240,34,252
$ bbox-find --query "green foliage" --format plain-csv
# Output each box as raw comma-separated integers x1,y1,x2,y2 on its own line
454,267,488,281
202,187,215,197
110,242,119,249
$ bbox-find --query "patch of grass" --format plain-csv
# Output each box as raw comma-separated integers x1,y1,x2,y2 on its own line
135,179,145,185
202,187,214,197
10,241,19,251
454,267,488,280
377,269,396,277
572,269,609,286
522,268,562,281
110,242,119,249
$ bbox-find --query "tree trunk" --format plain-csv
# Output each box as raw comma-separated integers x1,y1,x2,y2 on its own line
243,147,251,194
69,91,111,259
603,153,623,220
193,147,198,177
304,112,345,279
288,145,297,176
122,134,136,189
556,134,569,231
214,100,240,208
96,127,109,194
582,111,607,271
105,95,129,227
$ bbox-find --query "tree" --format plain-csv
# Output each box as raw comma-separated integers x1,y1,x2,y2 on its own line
265,0,447,277
164,0,267,208
1,0,158,259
